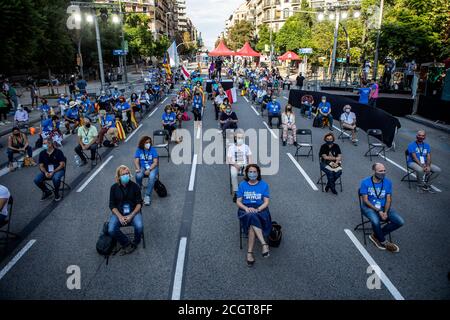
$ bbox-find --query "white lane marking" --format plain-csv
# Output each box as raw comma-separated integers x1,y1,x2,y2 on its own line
147,107,159,118
188,154,198,191
243,96,249,103
0,240,36,281
196,126,201,140
76,155,114,192
344,229,405,300
283,96,289,100
250,105,260,116
377,154,442,192
0,133,72,178
287,153,319,191
333,125,351,137
262,121,278,139
171,237,187,300
125,124,143,143
161,97,168,104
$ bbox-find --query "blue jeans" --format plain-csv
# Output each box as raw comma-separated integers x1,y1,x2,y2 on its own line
320,163,342,190
7,146,33,163
34,170,65,196
135,167,159,199
108,212,143,247
361,205,404,243
316,113,333,128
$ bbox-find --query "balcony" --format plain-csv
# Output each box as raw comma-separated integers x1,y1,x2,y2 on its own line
263,0,272,9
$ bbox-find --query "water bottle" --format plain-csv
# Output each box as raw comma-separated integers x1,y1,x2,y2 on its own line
74,155,81,167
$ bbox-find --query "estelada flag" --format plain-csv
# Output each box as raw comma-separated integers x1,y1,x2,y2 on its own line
116,120,126,140
225,87,237,104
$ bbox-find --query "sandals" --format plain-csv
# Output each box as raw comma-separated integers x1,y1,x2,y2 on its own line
246,252,255,267
262,244,270,258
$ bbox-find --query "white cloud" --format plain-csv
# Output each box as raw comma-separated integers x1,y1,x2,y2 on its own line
185,0,243,50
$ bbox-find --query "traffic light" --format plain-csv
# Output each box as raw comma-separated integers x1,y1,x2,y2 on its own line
100,8,108,23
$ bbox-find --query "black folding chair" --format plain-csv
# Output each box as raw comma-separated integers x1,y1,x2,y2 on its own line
44,160,71,199
119,211,146,249
400,149,417,189
0,196,20,249
81,146,102,166
153,130,170,162
337,121,352,142
364,129,386,161
294,129,314,161
316,164,343,192
239,219,247,250
354,189,392,245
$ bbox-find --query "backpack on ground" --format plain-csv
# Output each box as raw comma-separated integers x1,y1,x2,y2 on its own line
312,116,321,128
268,221,282,247
154,179,167,197
96,222,117,263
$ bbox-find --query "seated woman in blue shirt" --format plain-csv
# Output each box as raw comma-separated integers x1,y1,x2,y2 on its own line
236,164,272,267
134,136,159,206
161,105,177,140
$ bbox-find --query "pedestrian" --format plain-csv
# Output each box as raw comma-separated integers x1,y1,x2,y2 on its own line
358,81,371,105
296,73,305,90
0,90,9,125
76,75,87,95
319,133,342,195
369,79,379,107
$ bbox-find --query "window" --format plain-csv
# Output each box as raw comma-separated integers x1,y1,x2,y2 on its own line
275,10,281,19
283,8,289,18
285,0,290,3
132,5,136,12
143,6,147,12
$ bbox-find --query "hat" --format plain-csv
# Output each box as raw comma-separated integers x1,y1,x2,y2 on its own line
69,101,77,107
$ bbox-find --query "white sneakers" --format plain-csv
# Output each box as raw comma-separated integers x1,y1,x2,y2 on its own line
144,195,151,206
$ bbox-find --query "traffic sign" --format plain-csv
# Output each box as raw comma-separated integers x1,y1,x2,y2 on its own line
299,48,313,54
113,49,128,56
336,58,346,63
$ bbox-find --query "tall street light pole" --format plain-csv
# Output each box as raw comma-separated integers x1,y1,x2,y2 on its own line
373,0,384,80
330,9,340,80
118,0,127,84
93,11,106,90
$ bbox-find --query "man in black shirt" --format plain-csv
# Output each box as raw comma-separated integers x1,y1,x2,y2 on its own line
34,138,66,201
296,73,305,89
219,106,238,133
319,133,342,195
261,88,273,116
108,165,143,255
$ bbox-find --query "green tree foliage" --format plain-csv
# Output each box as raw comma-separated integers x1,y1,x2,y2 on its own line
227,20,255,51
124,13,155,58
255,24,272,53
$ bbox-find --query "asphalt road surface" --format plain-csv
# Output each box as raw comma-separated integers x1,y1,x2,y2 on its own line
0,83,449,300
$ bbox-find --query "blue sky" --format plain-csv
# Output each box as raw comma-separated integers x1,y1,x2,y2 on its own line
185,0,242,50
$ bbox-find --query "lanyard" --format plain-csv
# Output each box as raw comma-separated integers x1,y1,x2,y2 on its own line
416,142,425,156
142,149,152,162
82,128,90,138
371,177,384,199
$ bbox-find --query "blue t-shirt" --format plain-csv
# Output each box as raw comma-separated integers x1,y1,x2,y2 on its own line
40,104,51,113
134,147,159,170
360,177,392,210
41,119,53,132
407,141,431,164
237,180,270,207
267,101,281,115
358,88,371,104
193,95,203,108
57,98,68,105
116,102,131,111
162,112,176,124
101,114,116,128
77,79,87,90
65,107,79,119
318,102,331,113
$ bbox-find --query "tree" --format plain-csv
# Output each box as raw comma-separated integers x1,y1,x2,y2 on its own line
227,20,255,51
125,13,156,59
255,24,272,53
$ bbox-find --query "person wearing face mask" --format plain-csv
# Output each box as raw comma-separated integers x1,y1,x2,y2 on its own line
360,163,404,252
161,105,177,141
407,130,441,193
192,91,203,128
34,139,66,201
281,104,297,146
300,94,315,119
74,118,98,166
134,136,159,206
214,88,227,121
316,96,333,130
267,97,282,129
64,101,81,134
319,133,342,195
7,126,35,170
227,130,253,202
108,165,143,255
339,105,358,144
14,105,29,129
236,164,271,267
219,104,238,133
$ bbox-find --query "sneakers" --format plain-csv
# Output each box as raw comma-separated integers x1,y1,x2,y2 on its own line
40,190,53,201
232,193,237,203
144,195,151,206
54,193,62,202
369,233,386,250
119,243,137,256
384,242,400,253
282,140,286,146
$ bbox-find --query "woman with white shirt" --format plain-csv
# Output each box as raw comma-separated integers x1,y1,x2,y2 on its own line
281,104,297,146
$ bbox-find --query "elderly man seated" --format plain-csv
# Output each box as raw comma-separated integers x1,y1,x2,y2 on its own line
14,105,29,129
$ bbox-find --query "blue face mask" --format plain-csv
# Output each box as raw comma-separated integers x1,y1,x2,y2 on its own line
120,174,130,185
248,172,258,180
43,144,49,150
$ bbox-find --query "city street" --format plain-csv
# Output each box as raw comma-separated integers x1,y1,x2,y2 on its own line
0,85,449,300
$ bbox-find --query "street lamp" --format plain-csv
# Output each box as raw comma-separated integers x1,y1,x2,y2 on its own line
85,14,94,23
111,14,120,24
373,0,384,80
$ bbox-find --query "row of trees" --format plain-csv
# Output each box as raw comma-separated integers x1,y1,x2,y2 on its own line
222,0,449,67
0,0,197,79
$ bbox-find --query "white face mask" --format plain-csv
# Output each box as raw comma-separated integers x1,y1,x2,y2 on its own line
145,143,151,149
345,109,350,113
236,138,244,145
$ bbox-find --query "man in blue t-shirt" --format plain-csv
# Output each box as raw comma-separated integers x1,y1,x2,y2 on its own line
64,102,80,134
358,84,371,105
76,76,87,94
359,163,404,252
407,130,441,192
266,97,281,129
134,138,159,206
316,96,333,130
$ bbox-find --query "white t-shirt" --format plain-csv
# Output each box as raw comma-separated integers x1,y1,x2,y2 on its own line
0,185,11,217
340,112,356,125
227,144,252,166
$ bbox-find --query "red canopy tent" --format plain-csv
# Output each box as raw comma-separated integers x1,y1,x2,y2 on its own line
208,40,235,56
278,51,301,61
235,42,261,57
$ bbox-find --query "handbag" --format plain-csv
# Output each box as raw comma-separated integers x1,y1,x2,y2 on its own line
154,179,167,198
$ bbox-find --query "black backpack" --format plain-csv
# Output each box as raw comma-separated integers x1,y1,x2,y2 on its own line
96,222,117,261
154,179,167,197
312,116,321,128
268,221,282,247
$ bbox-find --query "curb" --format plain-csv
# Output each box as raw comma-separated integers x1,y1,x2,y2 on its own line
404,115,450,134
